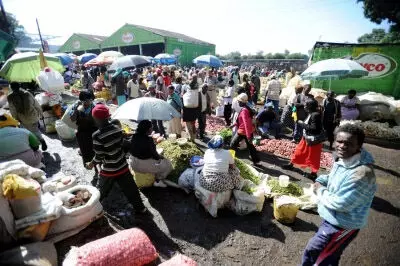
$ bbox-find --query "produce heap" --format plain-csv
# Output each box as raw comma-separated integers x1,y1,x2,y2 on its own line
235,158,261,185
158,140,204,183
267,179,303,197
340,120,400,140
256,139,333,169
203,115,226,134
218,128,233,144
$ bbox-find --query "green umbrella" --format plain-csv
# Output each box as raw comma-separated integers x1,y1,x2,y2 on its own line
0,52,65,82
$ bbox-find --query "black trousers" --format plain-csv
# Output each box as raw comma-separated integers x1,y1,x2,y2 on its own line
98,170,145,212
323,120,338,143
198,112,207,137
224,103,232,126
230,132,260,163
151,120,165,136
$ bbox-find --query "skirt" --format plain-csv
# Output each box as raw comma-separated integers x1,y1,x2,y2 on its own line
199,167,242,193
291,138,322,173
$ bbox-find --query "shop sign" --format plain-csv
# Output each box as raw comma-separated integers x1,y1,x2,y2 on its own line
173,48,182,56
72,40,80,49
122,32,134,43
355,53,397,78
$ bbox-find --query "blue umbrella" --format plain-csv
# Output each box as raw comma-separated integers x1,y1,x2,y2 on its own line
78,53,97,64
53,53,74,66
154,53,177,65
193,55,223,68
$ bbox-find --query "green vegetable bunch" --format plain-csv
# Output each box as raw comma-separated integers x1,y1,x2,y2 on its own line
158,140,203,183
242,185,257,194
218,128,233,143
267,179,303,197
235,158,261,185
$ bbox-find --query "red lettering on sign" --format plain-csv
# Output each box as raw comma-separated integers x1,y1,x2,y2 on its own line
360,63,386,72
375,64,385,72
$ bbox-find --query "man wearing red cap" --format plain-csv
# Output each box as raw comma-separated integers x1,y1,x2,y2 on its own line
86,104,147,214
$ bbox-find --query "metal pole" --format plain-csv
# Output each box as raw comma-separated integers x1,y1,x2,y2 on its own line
36,18,45,50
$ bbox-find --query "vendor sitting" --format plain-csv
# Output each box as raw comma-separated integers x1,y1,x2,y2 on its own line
129,120,172,187
256,102,281,138
0,113,43,168
199,135,243,192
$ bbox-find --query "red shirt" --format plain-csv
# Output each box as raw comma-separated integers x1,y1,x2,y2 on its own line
236,108,254,139
163,76,171,87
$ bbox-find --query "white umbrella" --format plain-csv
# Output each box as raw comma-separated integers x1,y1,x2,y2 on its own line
112,97,181,121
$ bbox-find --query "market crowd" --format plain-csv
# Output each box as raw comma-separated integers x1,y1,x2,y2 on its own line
0,61,374,266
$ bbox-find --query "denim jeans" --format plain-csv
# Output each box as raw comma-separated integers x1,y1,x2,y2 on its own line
258,121,281,137
265,99,280,115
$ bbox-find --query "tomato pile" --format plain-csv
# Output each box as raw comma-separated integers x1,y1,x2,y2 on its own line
256,139,333,169
204,115,226,134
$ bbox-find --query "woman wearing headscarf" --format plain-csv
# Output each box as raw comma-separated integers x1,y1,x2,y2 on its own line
7,82,47,150
230,93,260,165
199,135,243,192
70,90,97,166
0,113,43,168
283,99,323,180
129,120,172,187
340,89,360,120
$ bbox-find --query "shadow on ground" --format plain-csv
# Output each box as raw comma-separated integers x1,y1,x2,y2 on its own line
371,196,400,217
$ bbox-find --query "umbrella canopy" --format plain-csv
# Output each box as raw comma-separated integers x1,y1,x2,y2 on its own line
0,52,64,82
112,97,181,121
78,53,97,64
84,51,124,67
193,55,223,68
108,55,151,72
301,59,369,80
154,53,177,65
53,53,74,66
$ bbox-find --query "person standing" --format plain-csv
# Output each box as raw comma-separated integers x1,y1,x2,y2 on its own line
322,91,341,150
7,82,47,151
204,70,218,109
283,99,323,180
144,83,166,136
251,68,261,105
241,74,252,101
340,89,360,120
230,93,260,165
182,77,200,142
223,80,234,126
81,66,95,91
86,104,147,214
163,71,172,88
230,68,240,88
265,74,281,115
301,124,376,266
70,91,97,166
127,72,141,100
198,84,211,140
111,68,127,106
156,70,165,96
291,84,314,142
167,85,183,137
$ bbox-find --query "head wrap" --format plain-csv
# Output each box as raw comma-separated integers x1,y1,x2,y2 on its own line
237,93,248,103
208,135,224,149
92,104,110,120
0,113,19,128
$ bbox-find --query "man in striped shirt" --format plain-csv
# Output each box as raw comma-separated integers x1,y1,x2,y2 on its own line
85,104,146,214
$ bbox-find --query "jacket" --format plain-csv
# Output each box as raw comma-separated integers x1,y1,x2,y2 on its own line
303,112,322,136
316,149,376,229
7,89,43,125
236,108,254,139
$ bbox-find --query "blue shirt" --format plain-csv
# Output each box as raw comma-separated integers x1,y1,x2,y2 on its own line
316,149,376,229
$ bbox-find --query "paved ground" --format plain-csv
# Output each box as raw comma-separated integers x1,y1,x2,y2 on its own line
43,131,400,265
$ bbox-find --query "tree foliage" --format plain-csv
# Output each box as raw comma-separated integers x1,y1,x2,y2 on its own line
358,28,400,43
219,50,308,61
358,0,400,32
0,12,31,45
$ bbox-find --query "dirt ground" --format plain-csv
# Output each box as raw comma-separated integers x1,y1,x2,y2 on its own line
42,130,400,265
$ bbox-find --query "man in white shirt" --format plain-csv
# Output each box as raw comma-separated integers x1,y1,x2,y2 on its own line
127,73,141,99
265,74,281,115
223,80,234,126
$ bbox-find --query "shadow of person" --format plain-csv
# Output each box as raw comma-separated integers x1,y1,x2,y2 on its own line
141,187,286,250
371,196,400,217
289,218,319,232
42,152,61,176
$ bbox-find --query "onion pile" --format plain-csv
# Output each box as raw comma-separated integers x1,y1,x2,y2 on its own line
204,115,226,134
340,120,400,140
256,139,333,169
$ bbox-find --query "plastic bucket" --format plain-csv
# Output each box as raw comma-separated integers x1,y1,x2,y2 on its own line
273,196,299,224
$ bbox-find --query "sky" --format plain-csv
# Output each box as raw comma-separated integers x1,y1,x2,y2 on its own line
3,0,391,55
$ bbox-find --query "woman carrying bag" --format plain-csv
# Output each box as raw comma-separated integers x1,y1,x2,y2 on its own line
283,99,323,179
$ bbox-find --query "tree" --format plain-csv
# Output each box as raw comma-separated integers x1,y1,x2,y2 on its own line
254,50,264,59
284,49,290,57
358,28,400,43
0,12,31,45
264,53,274,59
225,51,241,60
357,0,400,32
286,53,309,61
272,53,286,59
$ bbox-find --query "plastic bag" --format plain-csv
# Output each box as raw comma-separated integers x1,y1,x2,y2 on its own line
35,93,50,106
230,189,265,215
194,179,231,218
55,120,76,141
0,159,46,183
37,69,65,94
2,175,40,200
178,168,195,190
215,105,224,117
297,184,318,210
61,104,77,130
183,90,199,108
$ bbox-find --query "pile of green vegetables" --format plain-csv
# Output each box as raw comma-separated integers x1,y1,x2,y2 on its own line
218,128,233,143
235,158,261,185
267,179,303,197
158,140,203,183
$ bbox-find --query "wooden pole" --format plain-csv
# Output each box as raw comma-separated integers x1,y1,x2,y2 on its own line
36,18,45,50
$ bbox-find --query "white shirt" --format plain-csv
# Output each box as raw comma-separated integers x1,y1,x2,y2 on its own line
127,79,140,98
200,92,207,112
223,86,234,105
203,149,234,174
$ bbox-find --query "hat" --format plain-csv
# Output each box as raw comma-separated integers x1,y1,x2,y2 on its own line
237,93,248,103
112,68,123,78
92,104,110,120
0,113,19,128
208,135,224,149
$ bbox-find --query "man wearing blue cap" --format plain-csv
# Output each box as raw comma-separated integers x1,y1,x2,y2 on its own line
256,102,281,139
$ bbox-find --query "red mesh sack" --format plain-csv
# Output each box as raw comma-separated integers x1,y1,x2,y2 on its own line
159,254,198,266
63,228,158,266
